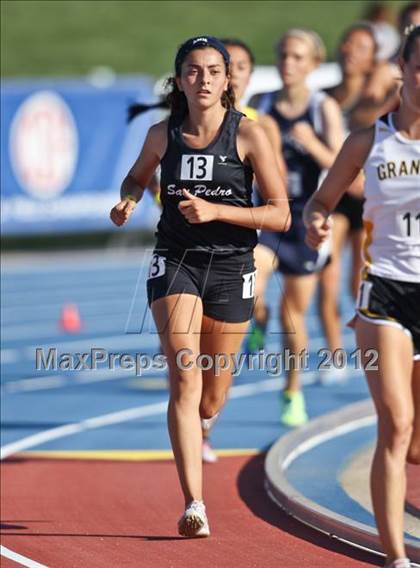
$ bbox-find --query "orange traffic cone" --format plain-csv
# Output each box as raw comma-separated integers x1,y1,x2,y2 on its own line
59,304,82,333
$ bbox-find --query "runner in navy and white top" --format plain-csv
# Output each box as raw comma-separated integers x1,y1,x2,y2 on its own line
246,29,344,426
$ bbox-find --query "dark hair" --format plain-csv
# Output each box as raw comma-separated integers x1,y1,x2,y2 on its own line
401,24,420,61
165,77,236,120
220,38,255,68
127,75,236,123
399,2,420,33
127,100,168,123
174,36,230,75
339,21,379,55
127,36,235,123
364,2,395,24
166,36,235,120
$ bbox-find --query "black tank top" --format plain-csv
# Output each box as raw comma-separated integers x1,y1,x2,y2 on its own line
268,97,323,213
254,91,325,214
156,109,257,256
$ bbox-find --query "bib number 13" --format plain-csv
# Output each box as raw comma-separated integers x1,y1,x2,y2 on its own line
148,254,166,279
181,154,214,181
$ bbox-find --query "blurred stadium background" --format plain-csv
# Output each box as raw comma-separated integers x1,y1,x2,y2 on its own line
0,0,407,247
2,3,419,566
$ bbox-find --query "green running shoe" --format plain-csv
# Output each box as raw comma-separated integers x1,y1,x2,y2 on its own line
246,322,266,353
280,390,308,427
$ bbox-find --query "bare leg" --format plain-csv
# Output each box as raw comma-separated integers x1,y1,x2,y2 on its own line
407,361,420,464
318,214,349,353
151,294,203,506
349,227,365,299
200,316,249,460
199,315,249,418
281,274,318,393
253,244,279,325
355,319,414,562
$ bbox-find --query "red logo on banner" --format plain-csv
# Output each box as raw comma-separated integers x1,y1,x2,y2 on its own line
10,91,78,199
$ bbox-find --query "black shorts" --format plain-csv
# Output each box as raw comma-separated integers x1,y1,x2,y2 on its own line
356,273,420,359
334,193,364,232
259,222,330,276
146,250,256,323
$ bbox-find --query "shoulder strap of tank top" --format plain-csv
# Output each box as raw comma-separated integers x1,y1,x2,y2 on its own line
256,90,279,113
373,112,393,145
308,91,327,135
378,112,391,128
219,108,243,150
166,113,182,147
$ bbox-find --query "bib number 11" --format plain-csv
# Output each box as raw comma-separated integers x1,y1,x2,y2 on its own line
398,211,420,238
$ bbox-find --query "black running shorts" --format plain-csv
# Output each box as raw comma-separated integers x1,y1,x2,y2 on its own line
146,250,256,323
334,193,364,232
356,273,420,359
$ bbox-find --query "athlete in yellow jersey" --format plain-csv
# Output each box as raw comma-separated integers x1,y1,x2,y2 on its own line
241,104,259,121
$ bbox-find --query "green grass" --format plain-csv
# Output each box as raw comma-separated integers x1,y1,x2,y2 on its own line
1,0,406,78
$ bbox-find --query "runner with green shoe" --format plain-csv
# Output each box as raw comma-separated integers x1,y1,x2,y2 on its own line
248,29,344,426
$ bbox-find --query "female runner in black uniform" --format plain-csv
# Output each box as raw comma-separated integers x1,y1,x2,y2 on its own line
110,36,290,537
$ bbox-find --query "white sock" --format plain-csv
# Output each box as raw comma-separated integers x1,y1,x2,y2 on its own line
201,413,219,431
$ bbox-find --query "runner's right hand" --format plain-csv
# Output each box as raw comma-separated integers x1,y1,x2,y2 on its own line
110,199,136,226
305,214,331,250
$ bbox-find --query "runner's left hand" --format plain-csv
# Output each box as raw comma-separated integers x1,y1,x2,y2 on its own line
178,189,219,223
290,122,317,149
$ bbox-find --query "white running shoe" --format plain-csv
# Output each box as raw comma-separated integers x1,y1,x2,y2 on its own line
201,413,219,431
202,440,218,463
178,500,210,537
384,559,411,568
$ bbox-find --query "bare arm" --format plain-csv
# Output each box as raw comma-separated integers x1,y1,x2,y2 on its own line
178,119,290,232
289,96,344,169
350,63,400,129
110,121,167,226
258,113,287,182
220,119,290,231
303,127,374,249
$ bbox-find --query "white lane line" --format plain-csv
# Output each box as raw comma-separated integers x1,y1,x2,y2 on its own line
0,546,48,568
2,312,135,342
0,400,169,460
1,367,361,459
1,349,20,364
2,367,164,394
1,297,130,322
1,252,146,275
281,415,377,470
5,376,68,393
2,311,334,342
1,332,160,365
0,367,362,566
